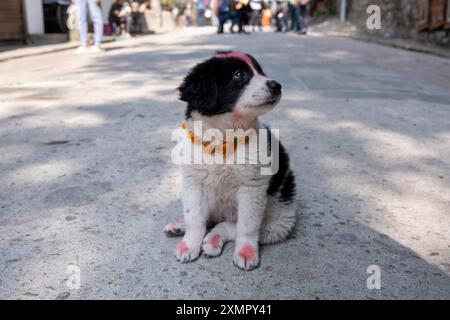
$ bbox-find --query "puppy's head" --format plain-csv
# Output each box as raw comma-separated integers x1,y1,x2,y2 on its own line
179,51,282,119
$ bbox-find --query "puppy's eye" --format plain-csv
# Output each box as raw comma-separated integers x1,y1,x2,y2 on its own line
233,70,243,80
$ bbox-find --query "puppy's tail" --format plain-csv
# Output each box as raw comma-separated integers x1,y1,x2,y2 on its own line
259,197,297,245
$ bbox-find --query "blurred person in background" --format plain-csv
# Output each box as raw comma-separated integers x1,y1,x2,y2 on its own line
298,0,309,34
74,0,104,54
210,0,220,26
288,0,300,32
249,0,262,32
274,0,289,32
130,1,151,34
260,2,271,31
274,0,283,32
196,0,207,26
185,3,193,26
217,0,236,33
235,0,251,34
282,0,290,31
109,0,132,37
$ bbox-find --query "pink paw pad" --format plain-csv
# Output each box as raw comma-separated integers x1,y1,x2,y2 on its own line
176,241,189,254
238,244,257,260
209,234,221,249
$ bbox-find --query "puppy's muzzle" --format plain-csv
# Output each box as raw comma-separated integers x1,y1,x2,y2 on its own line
266,80,282,96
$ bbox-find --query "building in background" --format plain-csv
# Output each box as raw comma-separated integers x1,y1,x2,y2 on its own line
0,0,69,43
1,1,40,42
0,0,171,44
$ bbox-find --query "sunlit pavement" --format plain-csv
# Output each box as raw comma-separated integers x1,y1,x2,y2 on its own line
1,27,450,299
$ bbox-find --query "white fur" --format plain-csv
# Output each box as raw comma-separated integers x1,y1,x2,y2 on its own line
234,74,279,113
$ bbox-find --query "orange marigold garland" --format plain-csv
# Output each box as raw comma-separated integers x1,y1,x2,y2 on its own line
180,122,250,158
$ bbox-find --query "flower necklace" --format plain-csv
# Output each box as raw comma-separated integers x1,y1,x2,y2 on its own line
181,122,250,157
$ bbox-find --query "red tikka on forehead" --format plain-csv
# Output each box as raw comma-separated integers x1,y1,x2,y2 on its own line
216,51,255,71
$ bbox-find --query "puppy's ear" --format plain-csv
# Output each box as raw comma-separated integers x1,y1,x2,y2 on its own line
178,62,217,114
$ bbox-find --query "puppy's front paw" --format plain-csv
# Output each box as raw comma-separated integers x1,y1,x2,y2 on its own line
202,233,224,257
233,242,259,271
163,218,185,237
175,240,201,263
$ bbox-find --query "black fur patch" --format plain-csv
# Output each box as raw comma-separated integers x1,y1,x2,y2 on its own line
179,54,260,118
266,129,296,204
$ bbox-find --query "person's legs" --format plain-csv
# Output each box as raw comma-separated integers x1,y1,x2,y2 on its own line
218,13,225,33
237,12,244,33
298,8,304,30
111,18,121,34
87,0,103,47
299,5,309,31
197,9,205,26
289,5,296,30
117,17,130,36
238,11,249,33
293,6,300,31
125,15,132,34
230,13,237,32
258,12,262,30
275,13,282,32
251,11,259,31
77,0,88,46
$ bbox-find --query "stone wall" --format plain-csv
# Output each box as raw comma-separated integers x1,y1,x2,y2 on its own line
347,0,450,47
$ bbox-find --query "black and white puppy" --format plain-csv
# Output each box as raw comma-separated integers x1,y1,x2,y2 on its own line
164,51,296,270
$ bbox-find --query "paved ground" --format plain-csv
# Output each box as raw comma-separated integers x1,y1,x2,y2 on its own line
1,27,450,300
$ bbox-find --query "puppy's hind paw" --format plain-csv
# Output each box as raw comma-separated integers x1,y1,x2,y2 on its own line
233,243,260,271
202,234,224,257
175,241,200,263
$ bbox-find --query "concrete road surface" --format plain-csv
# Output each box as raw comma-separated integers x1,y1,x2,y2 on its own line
1,28,450,299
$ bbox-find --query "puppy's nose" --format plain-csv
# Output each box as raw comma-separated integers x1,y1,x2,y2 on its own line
267,80,282,94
